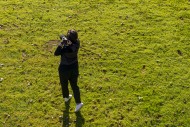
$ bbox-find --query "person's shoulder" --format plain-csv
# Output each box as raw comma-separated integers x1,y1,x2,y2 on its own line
76,39,80,45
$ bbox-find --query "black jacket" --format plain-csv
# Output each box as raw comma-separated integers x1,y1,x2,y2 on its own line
54,40,80,65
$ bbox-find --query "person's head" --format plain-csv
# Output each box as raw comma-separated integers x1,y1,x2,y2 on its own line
67,29,78,43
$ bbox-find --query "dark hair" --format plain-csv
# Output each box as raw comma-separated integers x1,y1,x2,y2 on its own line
67,30,78,42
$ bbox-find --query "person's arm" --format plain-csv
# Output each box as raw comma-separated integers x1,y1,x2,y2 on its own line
54,39,80,56
70,41,80,52
54,45,63,56
54,42,77,56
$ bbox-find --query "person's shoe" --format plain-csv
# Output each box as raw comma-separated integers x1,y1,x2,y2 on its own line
75,103,83,112
64,94,72,102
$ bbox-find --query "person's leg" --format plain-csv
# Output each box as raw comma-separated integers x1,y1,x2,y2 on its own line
59,66,70,98
69,67,81,103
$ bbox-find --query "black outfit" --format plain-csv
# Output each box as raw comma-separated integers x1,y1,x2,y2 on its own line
54,40,81,103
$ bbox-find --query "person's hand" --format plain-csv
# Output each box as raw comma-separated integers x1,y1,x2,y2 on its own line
66,40,72,46
61,40,67,45
60,40,72,47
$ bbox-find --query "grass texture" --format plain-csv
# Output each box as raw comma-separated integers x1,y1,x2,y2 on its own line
1,0,190,126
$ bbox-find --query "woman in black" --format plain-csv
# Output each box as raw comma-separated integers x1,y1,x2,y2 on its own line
54,30,83,112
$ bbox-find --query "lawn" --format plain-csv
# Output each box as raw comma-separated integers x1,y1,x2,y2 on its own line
1,0,190,126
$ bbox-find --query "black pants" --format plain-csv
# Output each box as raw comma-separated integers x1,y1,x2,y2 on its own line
58,63,81,103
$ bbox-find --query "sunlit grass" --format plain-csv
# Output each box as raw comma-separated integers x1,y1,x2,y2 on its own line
1,0,190,126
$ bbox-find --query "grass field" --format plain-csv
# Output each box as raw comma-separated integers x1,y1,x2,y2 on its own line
1,0,190,126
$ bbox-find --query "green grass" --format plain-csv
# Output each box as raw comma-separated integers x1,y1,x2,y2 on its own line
1,0,190,126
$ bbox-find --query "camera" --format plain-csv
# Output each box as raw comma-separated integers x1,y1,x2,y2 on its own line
59,35,72,46
60,35,68,41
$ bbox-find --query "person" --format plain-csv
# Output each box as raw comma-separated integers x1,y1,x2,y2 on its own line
54,29,83,112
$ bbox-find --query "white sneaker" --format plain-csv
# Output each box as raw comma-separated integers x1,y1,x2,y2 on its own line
75,103,83,112
64,94,72,102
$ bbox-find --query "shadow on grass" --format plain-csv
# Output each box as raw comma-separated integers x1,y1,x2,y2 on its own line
75,111,85,127
62,101,71,127
62,101,85,127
